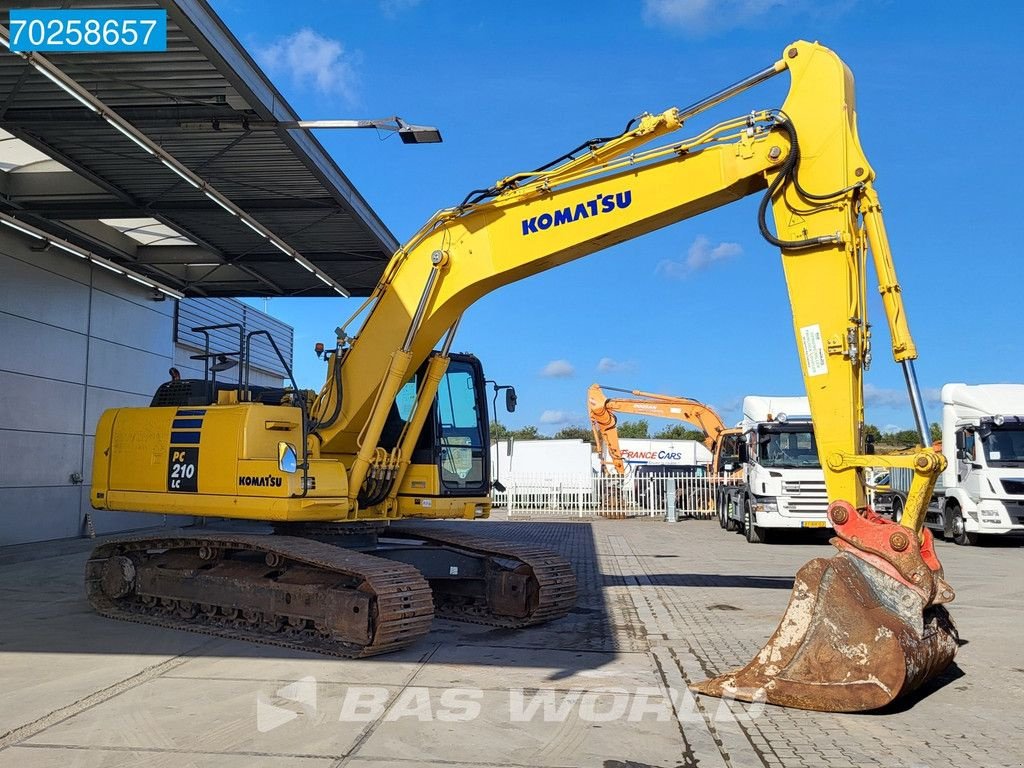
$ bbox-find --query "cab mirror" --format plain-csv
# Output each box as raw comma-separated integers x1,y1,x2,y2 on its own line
505,387,518,413
737,443,748,463
278,442,298,474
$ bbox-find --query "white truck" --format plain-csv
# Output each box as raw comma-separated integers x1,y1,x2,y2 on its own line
883,383,1024,545
717,395,829,543
489,438,594,508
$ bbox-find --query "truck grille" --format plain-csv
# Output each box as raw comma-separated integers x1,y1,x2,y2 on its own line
1001,479,1024,495
782,480,829,516
1005,501,1024,525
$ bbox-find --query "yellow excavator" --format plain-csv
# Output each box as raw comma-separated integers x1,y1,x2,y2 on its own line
89,41,958,712
587,383,726,474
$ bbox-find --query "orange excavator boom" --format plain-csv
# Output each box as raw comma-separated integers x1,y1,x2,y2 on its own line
588,383,726,474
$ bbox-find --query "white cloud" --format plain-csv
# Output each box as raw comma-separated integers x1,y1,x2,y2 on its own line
379,0,422,16
256,29,359,103
539,410,581,425
717,396,744,414
597,357,635,373
642,0,853,36
863,383,906,408
656,236,742,280
865,383,942,409
540,359,575,378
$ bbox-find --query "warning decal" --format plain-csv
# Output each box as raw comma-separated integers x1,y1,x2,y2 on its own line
800,324,828,377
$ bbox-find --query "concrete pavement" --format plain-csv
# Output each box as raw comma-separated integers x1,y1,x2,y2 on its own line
0,515,1021,767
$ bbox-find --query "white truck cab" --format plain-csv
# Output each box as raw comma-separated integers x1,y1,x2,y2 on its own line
885,383,1024,544
717,395,829,543
937,383,1024,543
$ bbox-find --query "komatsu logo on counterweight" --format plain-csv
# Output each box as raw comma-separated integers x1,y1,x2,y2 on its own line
521,191,632,236
239,475,283,488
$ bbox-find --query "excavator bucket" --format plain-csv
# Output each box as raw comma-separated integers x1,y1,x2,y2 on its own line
691,550,959,712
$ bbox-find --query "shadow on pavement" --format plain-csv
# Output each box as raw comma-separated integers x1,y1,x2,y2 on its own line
602,573,795,589
0,520,625,682
871,661,966,714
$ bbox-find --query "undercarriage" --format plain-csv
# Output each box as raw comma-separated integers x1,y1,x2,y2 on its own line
86,524,577,657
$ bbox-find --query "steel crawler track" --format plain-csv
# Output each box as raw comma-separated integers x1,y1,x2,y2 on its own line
389,526,578,627
86,532,435,657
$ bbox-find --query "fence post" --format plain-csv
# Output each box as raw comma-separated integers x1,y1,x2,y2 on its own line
666,477,677,522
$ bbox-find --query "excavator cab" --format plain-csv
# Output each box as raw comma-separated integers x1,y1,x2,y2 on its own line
389,353,493,499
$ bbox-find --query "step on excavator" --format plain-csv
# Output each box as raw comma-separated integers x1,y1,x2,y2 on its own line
89,41,958,712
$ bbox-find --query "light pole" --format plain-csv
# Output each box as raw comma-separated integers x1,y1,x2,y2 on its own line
279,116,442,144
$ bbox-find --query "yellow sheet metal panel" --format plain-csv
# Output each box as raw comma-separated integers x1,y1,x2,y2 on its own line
397,495,488,520
398,463,440,496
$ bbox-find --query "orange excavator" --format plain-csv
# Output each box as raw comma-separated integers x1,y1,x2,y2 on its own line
587,383,726,474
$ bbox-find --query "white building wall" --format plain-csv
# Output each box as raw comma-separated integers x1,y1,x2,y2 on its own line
0,230,174,545
0,232,294,546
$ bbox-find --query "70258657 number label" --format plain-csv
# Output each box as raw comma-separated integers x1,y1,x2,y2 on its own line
7,9,166,53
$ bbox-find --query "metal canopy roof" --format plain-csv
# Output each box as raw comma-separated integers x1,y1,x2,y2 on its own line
0,0,399,297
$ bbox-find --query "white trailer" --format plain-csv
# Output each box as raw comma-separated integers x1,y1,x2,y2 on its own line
717,395,829,543
489,439,594,506
592,438,712,473
886,383,1024,544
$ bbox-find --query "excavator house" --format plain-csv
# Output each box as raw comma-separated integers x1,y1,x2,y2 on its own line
89,41,959,713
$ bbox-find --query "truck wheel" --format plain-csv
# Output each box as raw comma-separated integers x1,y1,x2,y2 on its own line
744,499,766,544
891,495,904,524
949,502,978,546
717,494,728,529
725,496,738,532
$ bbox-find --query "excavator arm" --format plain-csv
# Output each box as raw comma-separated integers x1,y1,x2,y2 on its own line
587,383,726,474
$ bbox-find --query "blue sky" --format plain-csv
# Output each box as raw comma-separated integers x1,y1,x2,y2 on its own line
217,0,1024,434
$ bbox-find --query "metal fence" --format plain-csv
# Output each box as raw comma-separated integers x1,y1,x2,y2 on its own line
495,472,742,520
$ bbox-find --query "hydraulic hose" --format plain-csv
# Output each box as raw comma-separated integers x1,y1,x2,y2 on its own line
310,351,344,434
459,117,642,208
757,115,862,250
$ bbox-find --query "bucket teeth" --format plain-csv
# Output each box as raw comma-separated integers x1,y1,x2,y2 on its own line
690,553,959,712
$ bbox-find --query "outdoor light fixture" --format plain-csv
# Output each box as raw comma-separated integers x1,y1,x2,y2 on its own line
285,116,443,144
395,118,443,145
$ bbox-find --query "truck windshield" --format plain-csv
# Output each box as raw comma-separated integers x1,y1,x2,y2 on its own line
982,425,1024,467
757,428,821,469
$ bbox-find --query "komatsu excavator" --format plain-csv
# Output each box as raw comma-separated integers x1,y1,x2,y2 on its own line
89,41,958,712
588,383,726,474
